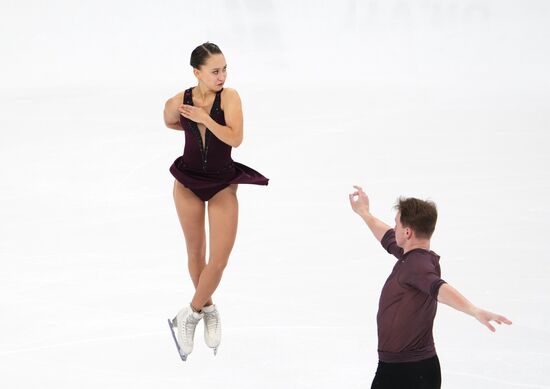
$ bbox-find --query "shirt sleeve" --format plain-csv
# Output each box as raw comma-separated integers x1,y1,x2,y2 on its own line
380,229,404,260
400,255,446,299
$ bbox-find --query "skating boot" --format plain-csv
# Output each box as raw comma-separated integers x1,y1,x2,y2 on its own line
167,305,203,361
202,304,221,355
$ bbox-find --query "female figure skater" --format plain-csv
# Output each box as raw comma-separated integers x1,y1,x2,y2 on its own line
163,42,268,361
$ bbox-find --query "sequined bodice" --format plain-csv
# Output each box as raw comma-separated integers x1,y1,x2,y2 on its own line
180,88,231,171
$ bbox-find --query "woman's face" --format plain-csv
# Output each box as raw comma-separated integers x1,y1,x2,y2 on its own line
194,54,227,92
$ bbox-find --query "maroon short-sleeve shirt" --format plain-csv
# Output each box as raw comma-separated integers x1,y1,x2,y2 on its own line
377,229,447,363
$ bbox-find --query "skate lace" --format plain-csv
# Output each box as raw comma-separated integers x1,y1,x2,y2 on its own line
204,311,219,332
184,316,200,341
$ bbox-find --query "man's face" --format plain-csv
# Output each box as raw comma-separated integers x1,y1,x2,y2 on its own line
394,212,409,247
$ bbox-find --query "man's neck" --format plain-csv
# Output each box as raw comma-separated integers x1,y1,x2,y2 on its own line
402,239,431,254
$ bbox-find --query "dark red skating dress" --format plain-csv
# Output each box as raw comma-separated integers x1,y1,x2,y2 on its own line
170,87,269,201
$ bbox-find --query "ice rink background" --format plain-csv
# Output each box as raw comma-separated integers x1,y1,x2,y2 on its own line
1,1,549,388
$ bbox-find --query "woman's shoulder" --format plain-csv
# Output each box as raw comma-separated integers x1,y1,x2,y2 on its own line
221,87,240,98
221,88,241,106
165,90,187,106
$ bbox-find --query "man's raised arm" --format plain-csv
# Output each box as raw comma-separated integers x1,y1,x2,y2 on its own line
349,185,391,242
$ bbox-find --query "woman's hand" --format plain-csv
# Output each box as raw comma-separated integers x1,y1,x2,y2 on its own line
178,104,210,124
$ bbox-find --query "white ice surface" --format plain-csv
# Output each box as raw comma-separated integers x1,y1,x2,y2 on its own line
1,1,550,388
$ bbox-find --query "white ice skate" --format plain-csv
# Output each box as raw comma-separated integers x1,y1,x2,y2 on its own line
202,304,221,355
167,305,203,361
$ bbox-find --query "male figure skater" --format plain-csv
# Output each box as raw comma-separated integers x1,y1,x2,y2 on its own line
349,186,511,389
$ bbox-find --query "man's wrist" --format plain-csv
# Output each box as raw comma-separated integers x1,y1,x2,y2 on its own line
361,210,373,222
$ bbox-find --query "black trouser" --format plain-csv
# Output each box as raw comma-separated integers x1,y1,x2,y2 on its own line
371,355,441,389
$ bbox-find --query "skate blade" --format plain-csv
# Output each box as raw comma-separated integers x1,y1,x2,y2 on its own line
167,318,188,362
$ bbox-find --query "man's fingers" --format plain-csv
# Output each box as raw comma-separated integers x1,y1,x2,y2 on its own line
349,194,357,207
485,321,496,332
499,316,512,325
352,186,369,201
490,313,512,326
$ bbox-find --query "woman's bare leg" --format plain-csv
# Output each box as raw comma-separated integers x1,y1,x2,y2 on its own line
173,180,213,307
191,184,238,310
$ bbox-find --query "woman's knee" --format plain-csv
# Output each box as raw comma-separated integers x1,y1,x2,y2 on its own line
187,251,206,264
186,239,206,262
207,258,229,273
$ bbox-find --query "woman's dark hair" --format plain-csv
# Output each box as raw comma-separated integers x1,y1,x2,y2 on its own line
190,42,223,69
394,197,438,239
